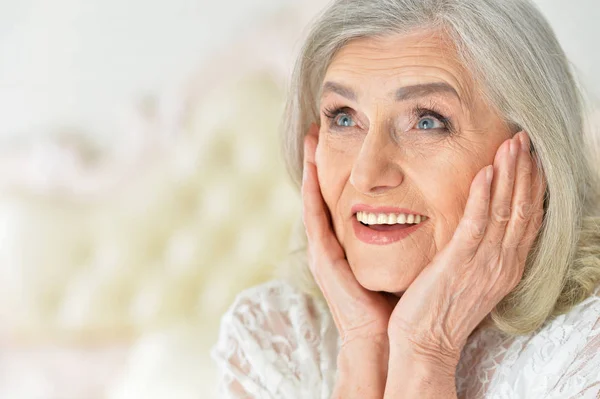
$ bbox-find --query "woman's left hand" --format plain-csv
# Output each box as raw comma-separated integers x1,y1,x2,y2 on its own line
386,131,546,379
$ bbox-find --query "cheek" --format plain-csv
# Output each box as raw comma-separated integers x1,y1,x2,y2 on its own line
415,152,483,242
429,176,470,219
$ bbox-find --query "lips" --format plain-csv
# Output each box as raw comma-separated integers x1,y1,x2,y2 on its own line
352,216,426,245
350,203,427,245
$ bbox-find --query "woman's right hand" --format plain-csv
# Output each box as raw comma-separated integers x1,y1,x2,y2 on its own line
302,124,395,398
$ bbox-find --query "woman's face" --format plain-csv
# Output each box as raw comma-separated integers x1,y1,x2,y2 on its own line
315,29,514,294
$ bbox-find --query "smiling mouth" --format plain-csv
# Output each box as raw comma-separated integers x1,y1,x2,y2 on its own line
352,211,427,245
355,211,428,229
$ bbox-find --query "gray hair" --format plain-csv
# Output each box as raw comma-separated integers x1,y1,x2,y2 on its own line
279,0,600,335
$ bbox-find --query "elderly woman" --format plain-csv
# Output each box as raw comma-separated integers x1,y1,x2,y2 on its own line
211,0,600,397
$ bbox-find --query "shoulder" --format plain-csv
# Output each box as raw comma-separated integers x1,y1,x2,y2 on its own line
210,279,338,398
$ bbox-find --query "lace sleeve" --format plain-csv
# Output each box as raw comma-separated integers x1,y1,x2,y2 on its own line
458,288,600,399
486,292,600,399
544,315,600,399
210,279,338,399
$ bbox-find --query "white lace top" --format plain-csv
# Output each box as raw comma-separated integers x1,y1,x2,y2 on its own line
211,279,600,398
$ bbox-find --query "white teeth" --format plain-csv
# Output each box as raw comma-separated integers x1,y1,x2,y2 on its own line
368,213,377,225
356,211,427,226
387,213,397,224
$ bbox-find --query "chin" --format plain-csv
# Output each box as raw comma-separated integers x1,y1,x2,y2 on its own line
349,257,420,294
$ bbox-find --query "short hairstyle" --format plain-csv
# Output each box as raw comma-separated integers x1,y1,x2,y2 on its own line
279,0,600,335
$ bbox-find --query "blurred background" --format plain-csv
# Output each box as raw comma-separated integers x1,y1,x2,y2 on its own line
0,0,599,398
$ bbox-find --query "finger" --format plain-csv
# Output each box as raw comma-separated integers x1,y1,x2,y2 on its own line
301,128,344,262
301,125,327,241
449,163,494,261
300,126,388,331
502,132,533,251
484,136,520,247
517,153,546,262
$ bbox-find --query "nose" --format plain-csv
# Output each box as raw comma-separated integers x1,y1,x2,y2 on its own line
349,126,404,196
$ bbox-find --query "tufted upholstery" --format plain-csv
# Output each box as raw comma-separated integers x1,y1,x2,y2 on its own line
0,72,301,344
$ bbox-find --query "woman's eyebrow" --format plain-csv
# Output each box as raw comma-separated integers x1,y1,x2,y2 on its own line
395,82,460,102
320,81,357,101
320,81,461,103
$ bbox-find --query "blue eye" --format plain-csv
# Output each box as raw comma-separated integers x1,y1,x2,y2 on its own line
417,117,443,130
413,107,452,134
323,106,357,130
322,105,452,134
335,114,355,127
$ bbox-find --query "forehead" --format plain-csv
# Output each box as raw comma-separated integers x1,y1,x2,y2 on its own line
323,29,475,105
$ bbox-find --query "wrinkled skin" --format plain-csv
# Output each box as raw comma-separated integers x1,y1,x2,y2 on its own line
316,29,517,294
301,28,546,397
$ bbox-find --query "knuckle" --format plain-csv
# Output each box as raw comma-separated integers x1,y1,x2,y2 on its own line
501,238,518,250
532,210,545,227
509,269,524,289
491,203,512,224
522,229,540,246
464,219,486,241
515,202,531,221
518,162,533,176
343,320,388,343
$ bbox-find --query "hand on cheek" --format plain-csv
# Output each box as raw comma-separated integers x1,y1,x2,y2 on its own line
302,123,399,397
386,131,546,368
302,123,395,343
